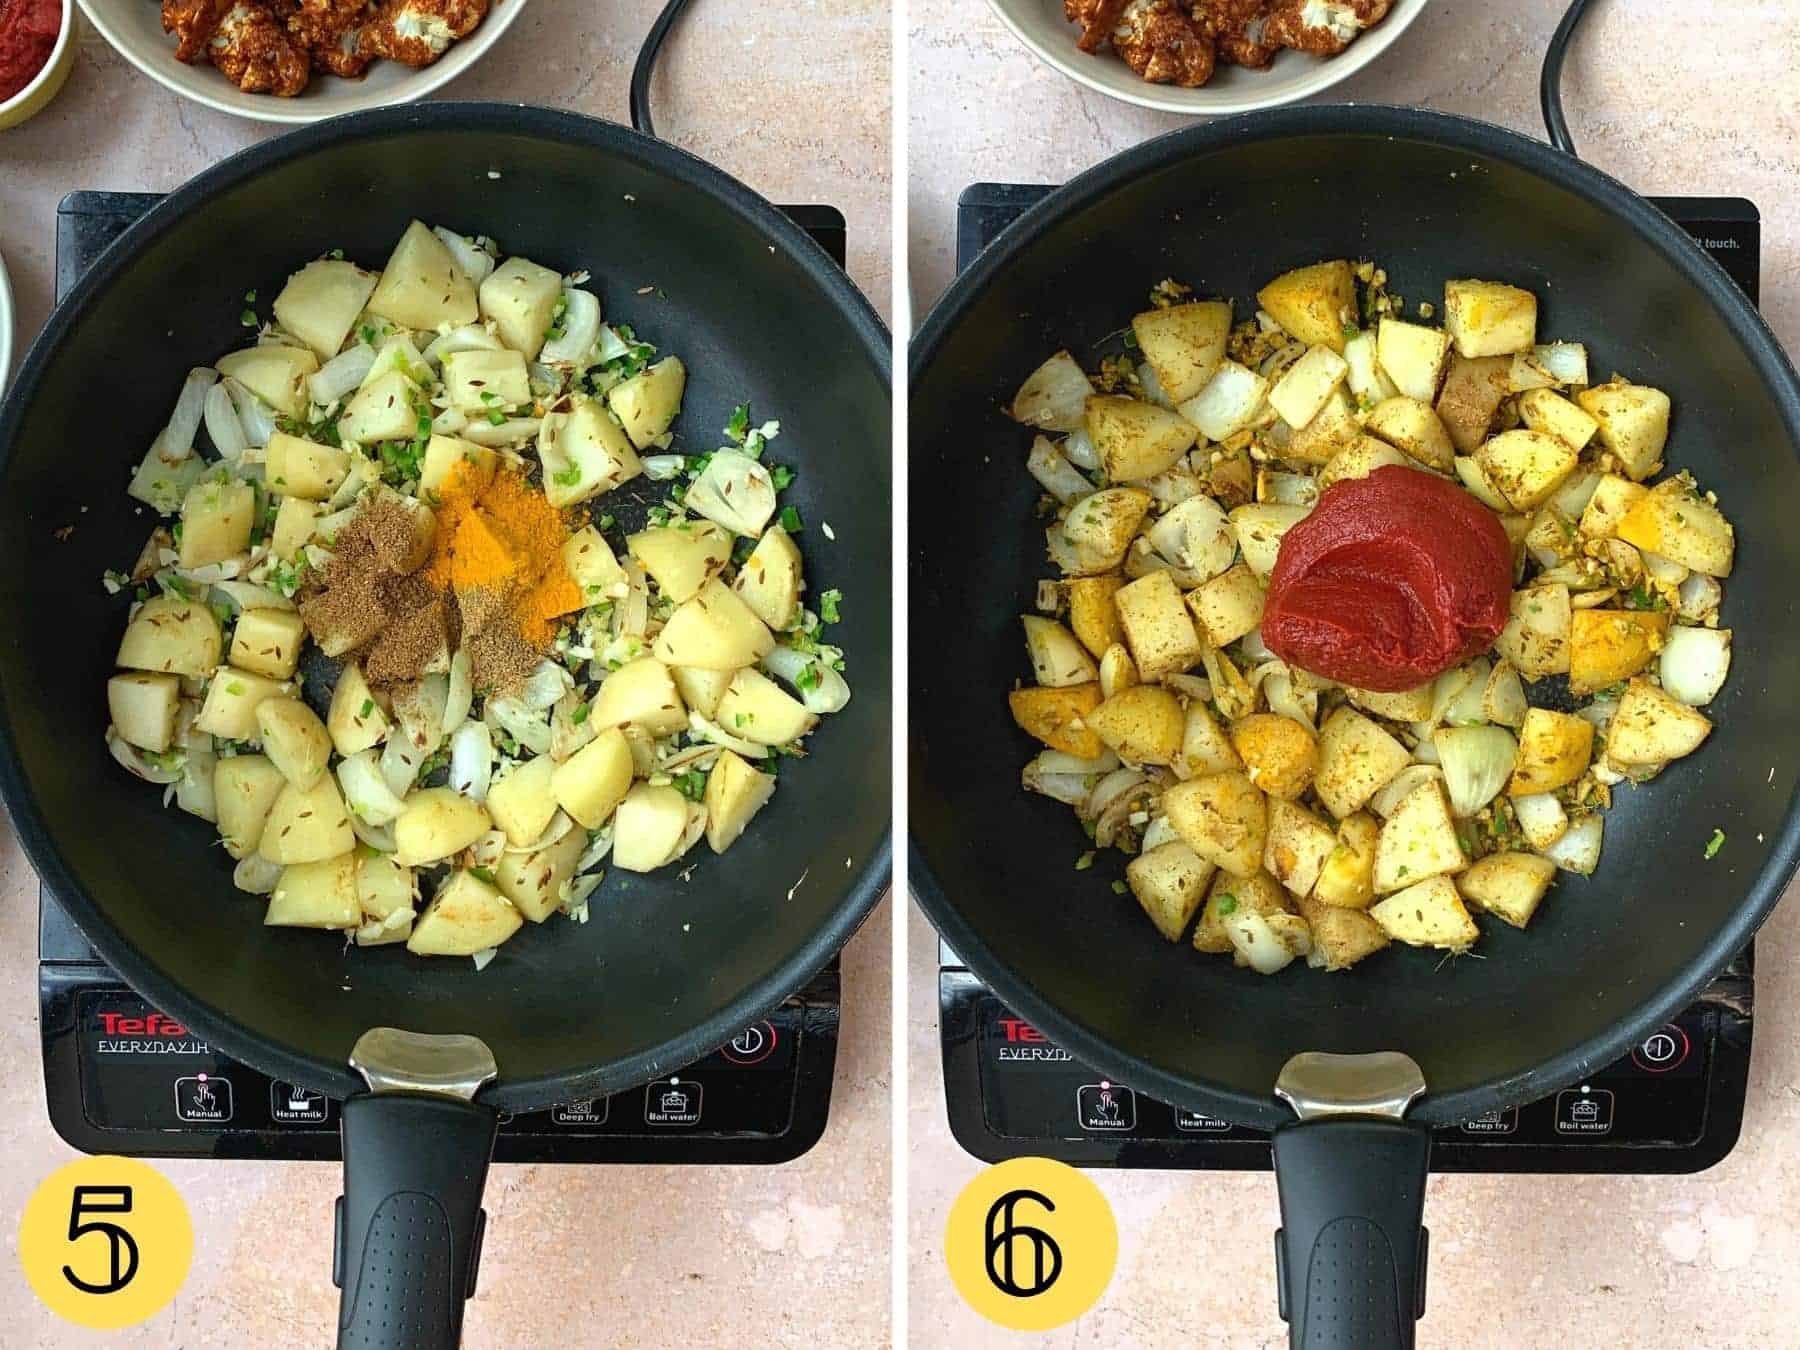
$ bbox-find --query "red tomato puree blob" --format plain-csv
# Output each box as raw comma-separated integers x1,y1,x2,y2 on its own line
1261,464,1512,693
0,0,62,103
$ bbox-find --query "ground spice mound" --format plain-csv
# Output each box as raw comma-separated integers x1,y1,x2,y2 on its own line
300,494,444,679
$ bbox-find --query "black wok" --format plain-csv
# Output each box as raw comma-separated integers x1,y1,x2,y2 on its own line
909,104,1800,1346
0,103,890,1346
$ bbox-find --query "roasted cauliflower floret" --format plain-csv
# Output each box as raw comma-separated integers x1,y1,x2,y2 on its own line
359,0,489,67
285,0,373,77
162,0,228,64
1065,0,1129,53
1264,0,1390,55
1110,0,1216,86
207,1,310,96
1199,0,1278,66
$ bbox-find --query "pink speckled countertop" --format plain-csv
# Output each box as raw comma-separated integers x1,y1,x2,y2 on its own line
907,1,1800,1345
0,3,892,1346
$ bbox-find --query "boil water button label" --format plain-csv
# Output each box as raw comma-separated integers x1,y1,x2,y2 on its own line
644,1079,703,1127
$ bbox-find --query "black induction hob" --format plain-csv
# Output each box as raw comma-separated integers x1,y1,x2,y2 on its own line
39,191,846,1166
940,183,1760,1174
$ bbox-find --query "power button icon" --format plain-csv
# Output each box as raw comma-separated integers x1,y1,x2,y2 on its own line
1632,1024,1690,1073
721,1020,778,1066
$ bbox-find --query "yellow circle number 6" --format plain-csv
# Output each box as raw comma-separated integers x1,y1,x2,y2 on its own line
17,1156,194,1330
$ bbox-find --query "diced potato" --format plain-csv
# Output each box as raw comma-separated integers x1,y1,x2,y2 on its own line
1376,318,1451,402
1344,683,1436,722
194,666,290,741
1109,572,1200,680
1230,503,1310,580
1011,351,1095,432
608,357,687,449
541,396,644,507
493,827,586,923
1164,771,1267,877
335,367,422,445
215,755,287,859
1314,707,1412,819
116,594,223,679
1085,396,1196,482
259,774,355,865
1186,563,1265,648
273,259,379,360
1192,868,1289,954
1098,643,1137,699
1435,354,1510,453
652,577,775,671
1372,779,1465,894
715,668,818,746
1460,852,1558,929
1176,699,1241,779
1443,279,1537,358
703,749,777,853
267,855,360,930
408,871,522,956
108,673,180,753
436,350,529,420
1268,345,1350,429
1127,840,1216,941
1606,678,1712,766
264,430,349,501
1264,797,1336,898
590,657,687,736
1542,813,1603,875
551,726,634,829
358,854,417,921
613,784,691,872
325,662,389,759
1476,429,1577,510
177,479,253,569
1008,683,1103,757
1131,301,1232,402
1257,261,1357,352
229,608,306,681
486,755,560,847
1567,609,1669,695
393,787,492,867
1298,896,1390,970
1496,584,1572,679
1518,387,1598,452
1370,764,1445,819
1369,875,1479,950
1062,488,1154,573
1085,685,1184,766
1318,435,1412,492
269,497,319,561
256,697,331,790
1615,480,1734,578
1576,380,1670,480
1229,713,1317,801
1311,812,1379,909
1454,455,1510,512
1066,574,1127,659
1177,360,1269,441
368,220,479,331
215,344,318,418
628,522,731,606
669,667,730,721
1577,474,1648,541
734,525,804,631
419,434,497,497
1508,708,1594,794
1364,396,1454,471
1022,616,1100,687
562,526,630,608
478,256,564,358
1287,388,1360,465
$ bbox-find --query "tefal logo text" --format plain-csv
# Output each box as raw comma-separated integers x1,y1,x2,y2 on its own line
97,1012,190,1038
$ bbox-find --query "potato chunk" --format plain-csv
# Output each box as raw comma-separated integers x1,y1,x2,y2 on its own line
1192,868,1289,954
1376,318,1451,402
486,754,560,847
1086,395,1198,483
230,608,307,681
479,256,564,358
613,784,692,872
215,345,318,418
1443,279,1537,358
1268,345,1350,429
715,668,818,746
1372,779,1465,895
264,430,349,501
552,727,634,828
1257,261,1357,352
1567,609,1669,695
652,578,775,671
1131,301,1232,402
1127,840,1216,941
267,855,360,930
1517,387,1598,452
1460,852,1558,929
368,220,479,331
1164,771,1267,877
117,595,222,679
493,828,585,924
1369,876,1479,950
1066,574,1126,659
273,259,379,360
1576,380,1670,480
1475,430,1577,511
256,697,331,790
109,673,180,753
194,667,291,741
326,662,390,758
1615,480,1734,578
1085,685,1184,766
1112,571,1202,681
1263,797,1337,899
733,525,804,631
1508,708,1594,795
408,871,522,957
629,522,732,606
1229,714,1318,801
393,787,492,867
1186,562,1265,648
1496,584,1571,679
1008,683,1102,757
259,774,355,865
1364,395,1454,471
215,755,287,859
608,357,687,449
1176,699,1240,778
1311,812,1379,909
541,396,643,507
1298,896,1389,970
1434,354,1510,453
1021,616,1099,687
1606,679,1712,767
1061,488,1154,575
179,479,254,569
705,749,777,853
1314,707,1411,819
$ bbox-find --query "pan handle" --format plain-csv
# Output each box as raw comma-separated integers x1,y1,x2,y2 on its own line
334,1030,500,1350
1270,1052,1431,1350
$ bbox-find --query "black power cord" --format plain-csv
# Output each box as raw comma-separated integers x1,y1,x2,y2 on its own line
1540,0,1595,156
630,0,695,138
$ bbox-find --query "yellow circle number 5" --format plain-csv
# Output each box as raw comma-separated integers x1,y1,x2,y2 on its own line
18,1156,194,1330
944,1157,1118,1332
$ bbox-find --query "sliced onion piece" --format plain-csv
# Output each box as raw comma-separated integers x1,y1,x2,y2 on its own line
224,379,277,448
1677,573,1722,624
423,323,505,367
444,649,474,733
233,853,283,895
1660,626,1732,707
1021,765,1089,806
1139,816,1179,851
576,824,616,874
203,380,249,460
1010,351,1094,432
684,451,777,537
505,809,573,855
1026,436,1094,505
539,288,601,366
433,227,496,286
1482,662,1527,728
671,802,709,863
688,710,768,758
1148,495,1234,582
449,721,494,802
486,696,553,756
1223,910,1298,975
468,829,507,869
1434,726,1517,818
351,815,397,854
1059,426,1099,471
519,659,574,712
760,645,852,715
641,454,686,481
307,344,378,407
1542,814,1603,875
107,730,183,784
463,416,543,447
338,749,408,826
1370,764,1445,819
211,579,295,613
1511,792,1569,850
153,368,219,462
379,733,426,799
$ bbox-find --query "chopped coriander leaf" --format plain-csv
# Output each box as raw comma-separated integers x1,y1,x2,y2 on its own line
647,506,670,527
732,535,756,564
597,513,616,530
726,403,751,443
778,505,802,533
818,588,842,624
571,703,590,724
1704,828,1725,860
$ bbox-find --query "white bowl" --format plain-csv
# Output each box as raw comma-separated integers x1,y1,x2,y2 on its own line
75,0,527,125
986,0,1430,116
0,250,13,391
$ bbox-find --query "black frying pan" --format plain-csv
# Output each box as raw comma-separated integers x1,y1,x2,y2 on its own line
0,103,890,1346
909,103,1800,1346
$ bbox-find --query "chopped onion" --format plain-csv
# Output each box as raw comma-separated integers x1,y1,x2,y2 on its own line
211,579,295,613
106,730,182,784
338,749,408,825
1482,663,1527,728
1136,359,1173,409
1259,669,1316,731
1512,792,1569,849
642,454,686,481
576,824,615,874
1434,726,1517,817
684,451,777,537
1164,672,1212,702
519,659,574,712
1224,910,1298,974
486,696,553,756
153,368,219,462
1578,698,1619,732
1139,816,1179,851
203,381,248,460
444,650,474,733
561,872,603,915
1677,573,1722,624
1148,495,1234,581
593,323,632,364
463,416,543,447
1370,764,1445,818
395,674,449,755
1641,550,1689,587
688,710,768,758
1026,436,1094,505
1059,426,1100,470
1543,814,1603,875
308,344,377,406
671,801,709,863
433,406,471,435
379,734,425,799
225,379,277,447
1036,749,1120,775
505,809,572,855
539,288,601,366
1011,351,1094,431
1660,626,1732,707
760,645,851,715
350,815,397,854
449,721,494,802
1441,659,1492,727
469,829,507,868
615,559,650,639
471,947,498,972
233,854,283,895
1021,763,1089,806
433,227,495,286
423,323,504,367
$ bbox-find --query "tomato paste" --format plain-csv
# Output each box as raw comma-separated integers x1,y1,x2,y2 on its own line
1262,464,1512,692
0,0,60,103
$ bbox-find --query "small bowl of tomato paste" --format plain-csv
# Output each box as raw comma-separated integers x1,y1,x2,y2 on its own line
0,0,74,130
